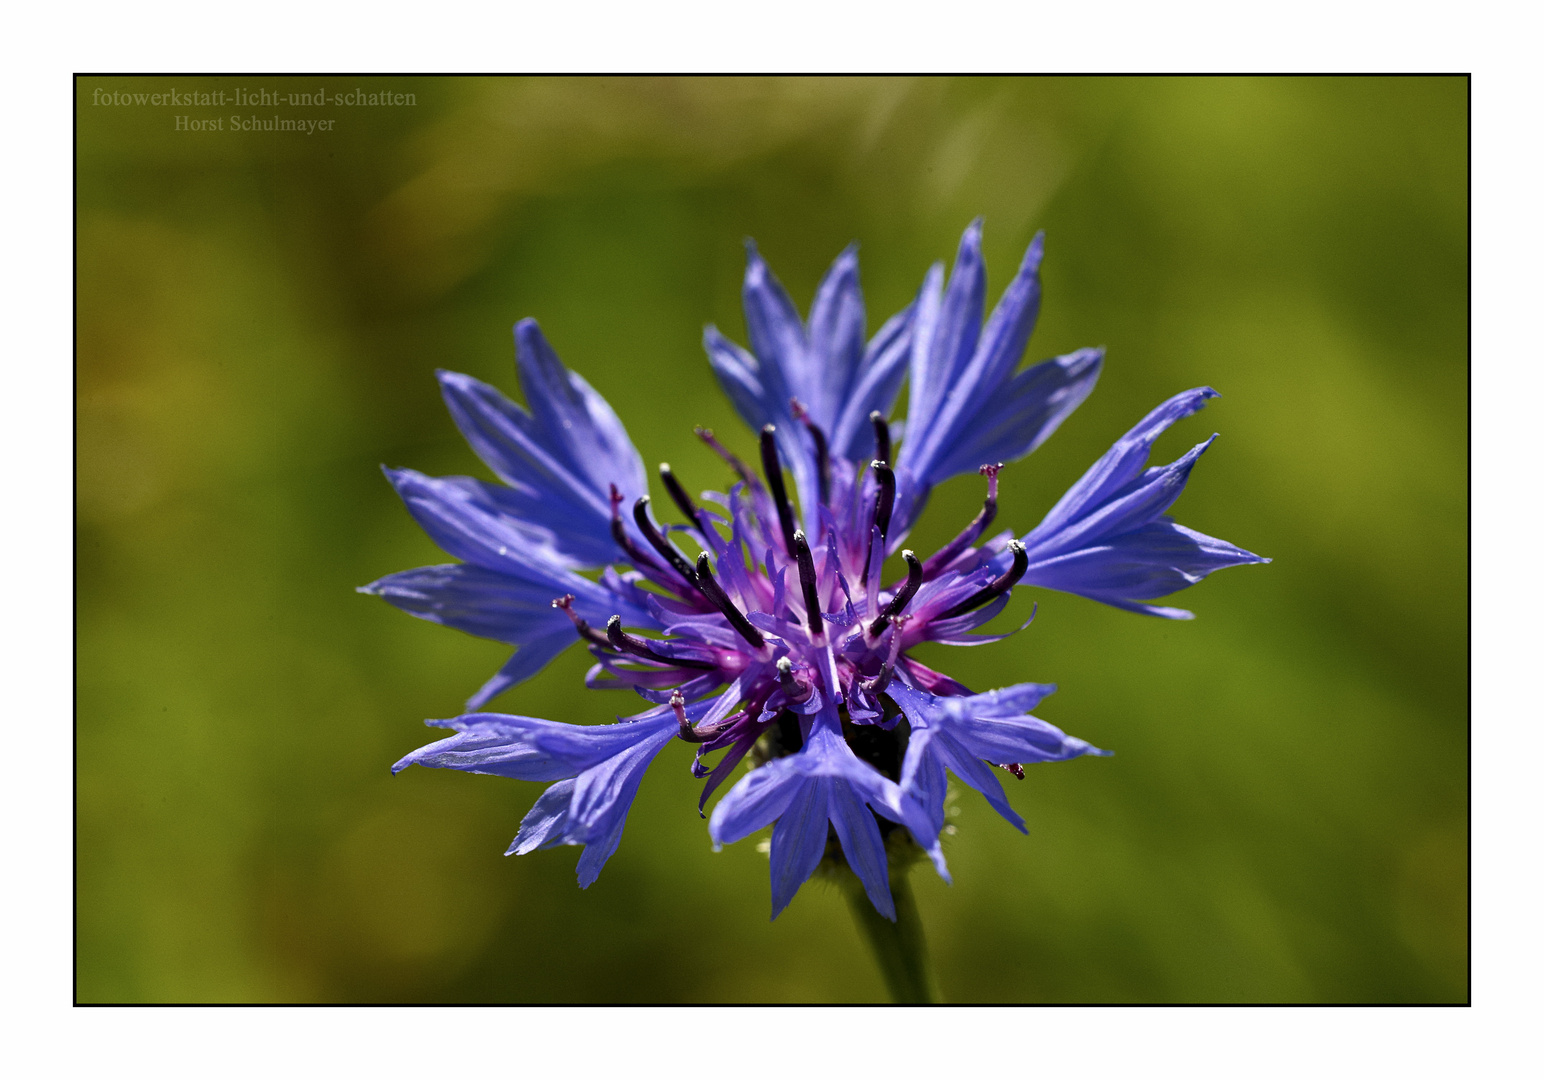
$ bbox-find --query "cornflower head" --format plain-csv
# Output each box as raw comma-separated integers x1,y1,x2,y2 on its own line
365,220,1267,923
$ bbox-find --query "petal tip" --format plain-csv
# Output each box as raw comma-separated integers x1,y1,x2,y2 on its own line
512,318,553,362
1022,230,1046,271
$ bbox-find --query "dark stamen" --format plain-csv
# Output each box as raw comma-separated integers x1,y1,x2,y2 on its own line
607,615,716,670
694,553,768,651
996,762,1026,780
694,426,760,489
791,399,830,506
776,656,799,696
870,411,891,466
672,690,708,742
776,656,816,704
609,484,672,578
868,550,922,637
552,594,611,648
633,496,702,591
860,613,909,694
865,460,897,571
759,424,799,556
872,462,895,538
792,530,823,638
936,539,1029,620
659,463,709,541
921,463,1003,578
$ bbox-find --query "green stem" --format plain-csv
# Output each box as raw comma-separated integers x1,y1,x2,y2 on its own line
846,866,939,1003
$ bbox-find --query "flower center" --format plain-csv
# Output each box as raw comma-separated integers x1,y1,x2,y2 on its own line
558,424,1017,785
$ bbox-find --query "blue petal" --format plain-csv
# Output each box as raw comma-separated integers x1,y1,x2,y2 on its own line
1010,389,1269,615
768,777,829,920
802,720,948,883
507,779,577,854
405,709,688,889
944,709,1106,768
465,631,575,710
1030,434,1220,559
905,222,985,456
904,225,1031,482
1029,387,1218,541
390,724,577,782
575,810,630,888
359,562,573,645
709,242,916,483
827,303,913,461
437,368,630,568
894,227,1102,534
569,714,681,841
926,347,1103,482
384,467,586,580
528,708,693,764
960,681,1059,717
398,709,681,779
565,709,695,889
360,551,650,705
805,244,866,431
380,470,656,614
707,751,804,845
703,326,780,435
711,707,947,912
707,246,821,516
742,240,812,408
511,319,647,517
1022,519,1269,619
702,324,818,524
827,781,895,920
928,727,1026,834
898,726,950,839
891,682,1102,836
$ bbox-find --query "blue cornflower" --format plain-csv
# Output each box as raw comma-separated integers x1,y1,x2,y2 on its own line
365,221,1267,921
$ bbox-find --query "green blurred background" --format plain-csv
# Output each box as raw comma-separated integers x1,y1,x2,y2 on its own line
76,76,1467,1003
